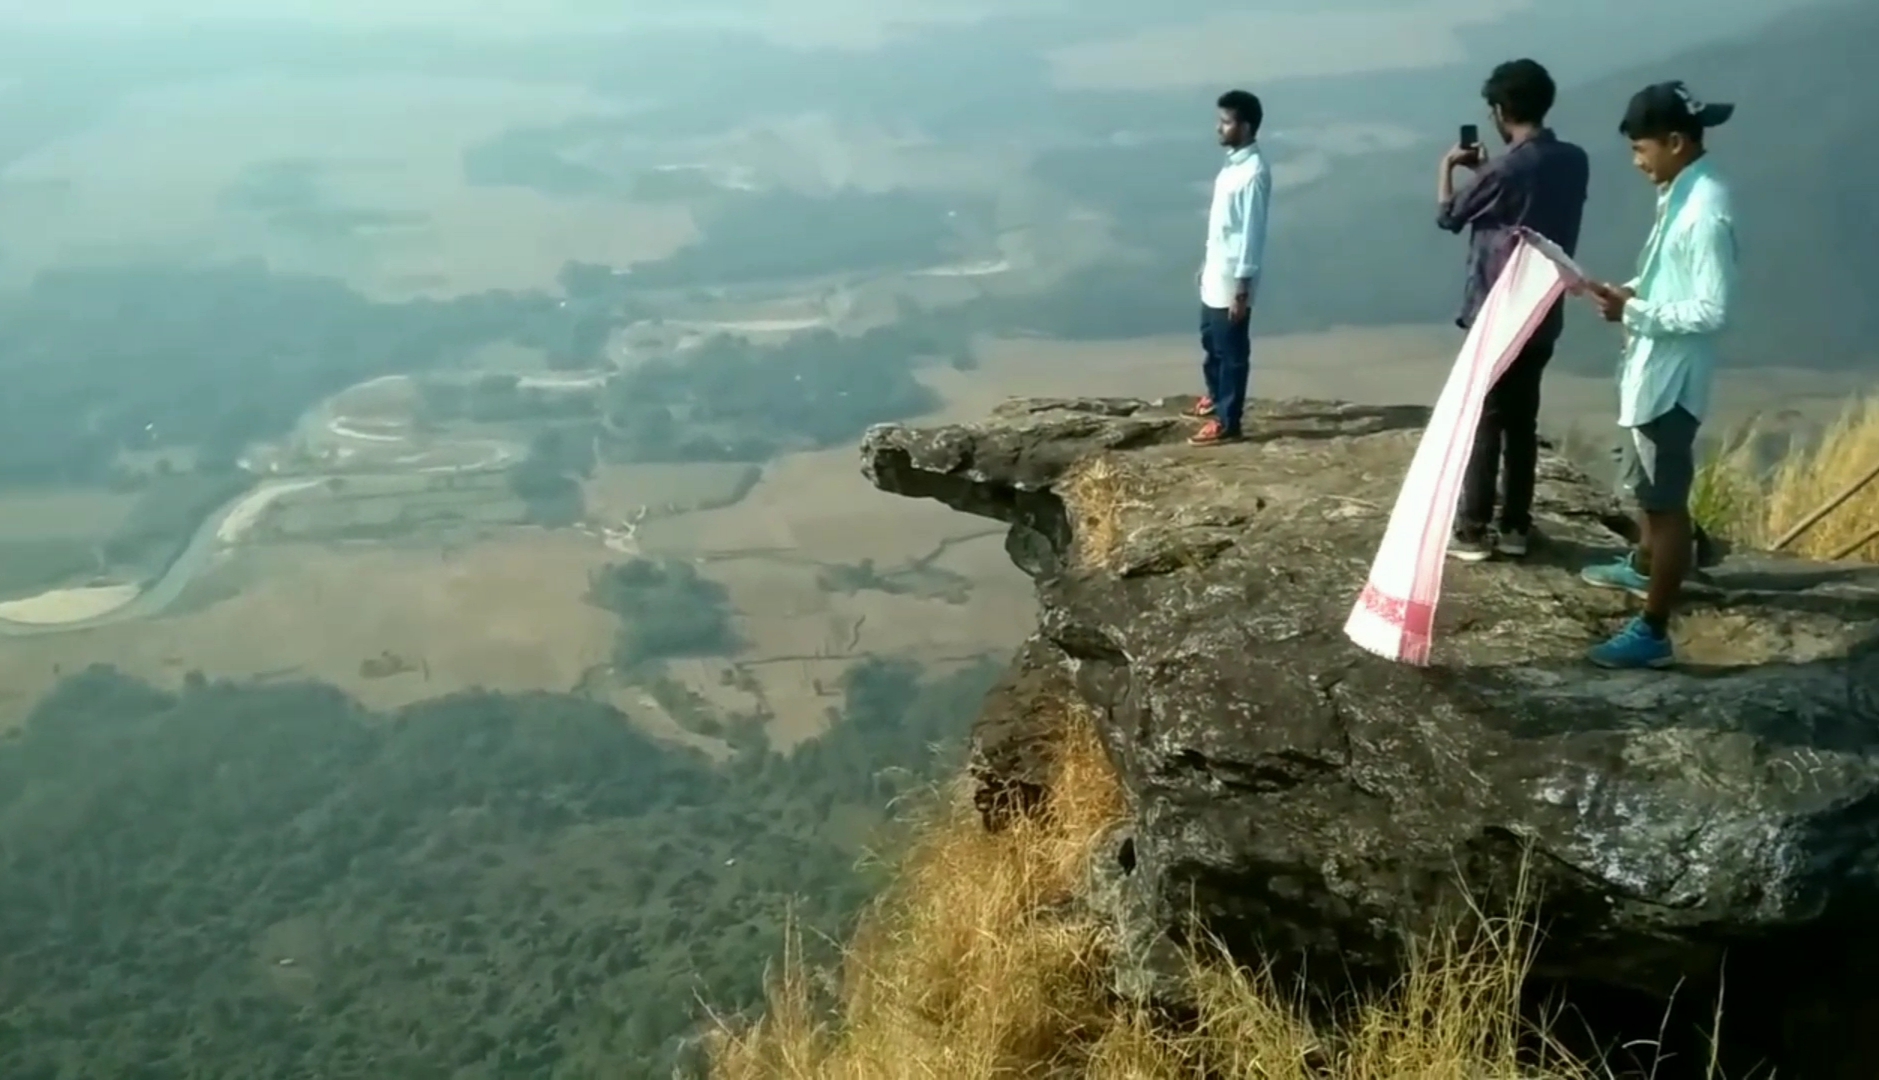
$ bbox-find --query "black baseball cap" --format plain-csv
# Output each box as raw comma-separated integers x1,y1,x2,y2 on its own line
1620,81,1735,139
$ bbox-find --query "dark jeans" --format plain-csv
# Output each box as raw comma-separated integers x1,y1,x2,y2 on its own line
1200,305,1251,433
1457,304,1561,534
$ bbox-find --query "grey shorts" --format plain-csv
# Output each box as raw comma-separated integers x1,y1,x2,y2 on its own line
1618,406,1700,514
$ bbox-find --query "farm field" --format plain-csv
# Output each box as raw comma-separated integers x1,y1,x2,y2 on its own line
0,532,619,719
254,473,531,543
584,463,761,525
0,489,137,600
0,489,140,543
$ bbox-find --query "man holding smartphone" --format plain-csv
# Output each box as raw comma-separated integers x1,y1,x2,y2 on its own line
1436,58,1590,561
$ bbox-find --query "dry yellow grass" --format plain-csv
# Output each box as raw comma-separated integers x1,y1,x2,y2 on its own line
1697,395,1879,561
1061,457,1135,570
710,699,1125,1078
708,700,1614,1080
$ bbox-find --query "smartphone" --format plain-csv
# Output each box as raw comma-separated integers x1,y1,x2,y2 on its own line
1459,123,1479,149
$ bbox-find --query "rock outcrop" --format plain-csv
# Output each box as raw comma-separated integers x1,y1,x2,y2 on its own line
862,396,1879,1079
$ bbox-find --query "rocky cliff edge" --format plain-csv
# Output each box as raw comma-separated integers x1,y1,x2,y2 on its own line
862,396,1879,1077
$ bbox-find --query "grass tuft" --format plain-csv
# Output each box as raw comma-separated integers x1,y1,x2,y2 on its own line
1060,457,1134,570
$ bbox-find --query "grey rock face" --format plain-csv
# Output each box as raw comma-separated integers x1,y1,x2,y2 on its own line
862,396,1879,1078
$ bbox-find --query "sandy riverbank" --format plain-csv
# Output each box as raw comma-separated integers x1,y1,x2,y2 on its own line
0,583,142,625
217,480,323,543
913,257,1010,277
671,315,831,333
327,418,406,442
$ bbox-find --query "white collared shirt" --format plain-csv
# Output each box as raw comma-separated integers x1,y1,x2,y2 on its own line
1199,143,1272,309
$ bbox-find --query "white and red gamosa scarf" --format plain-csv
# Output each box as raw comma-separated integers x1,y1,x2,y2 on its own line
1344,228,1586,666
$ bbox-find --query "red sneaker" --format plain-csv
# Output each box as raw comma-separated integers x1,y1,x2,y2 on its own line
1190,396,1215,417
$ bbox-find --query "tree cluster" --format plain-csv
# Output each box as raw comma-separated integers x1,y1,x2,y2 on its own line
588,557,739,665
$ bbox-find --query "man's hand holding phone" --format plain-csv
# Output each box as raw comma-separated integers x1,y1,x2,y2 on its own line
1444,123,1486,170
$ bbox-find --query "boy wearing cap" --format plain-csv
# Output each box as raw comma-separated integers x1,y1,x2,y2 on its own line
1579,81,1737,669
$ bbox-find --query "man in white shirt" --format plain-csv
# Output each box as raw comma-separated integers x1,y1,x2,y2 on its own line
1189,89,1273,447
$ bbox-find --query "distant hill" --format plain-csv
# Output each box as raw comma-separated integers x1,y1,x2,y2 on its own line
1257,0,1879,373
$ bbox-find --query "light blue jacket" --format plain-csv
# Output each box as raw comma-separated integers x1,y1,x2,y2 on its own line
1617,158,1736,428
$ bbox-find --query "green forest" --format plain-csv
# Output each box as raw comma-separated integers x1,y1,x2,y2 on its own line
0,657,998,1079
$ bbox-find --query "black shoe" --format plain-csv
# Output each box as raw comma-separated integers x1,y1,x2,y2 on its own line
1495,527,1530,558
1450,525,1492,563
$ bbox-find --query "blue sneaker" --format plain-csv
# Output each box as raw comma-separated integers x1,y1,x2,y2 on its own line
1588,617,1675,669
1580,552,1650,599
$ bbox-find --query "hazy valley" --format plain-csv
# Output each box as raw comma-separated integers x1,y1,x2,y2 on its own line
0,1,1870,1075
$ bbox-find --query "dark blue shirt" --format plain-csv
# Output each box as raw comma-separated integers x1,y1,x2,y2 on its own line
1437,129,1589,332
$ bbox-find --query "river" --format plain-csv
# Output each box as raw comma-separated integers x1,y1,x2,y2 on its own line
0,480,280,638
0,362,573,638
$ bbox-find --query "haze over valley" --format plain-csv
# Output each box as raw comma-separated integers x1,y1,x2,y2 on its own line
0,1,1870,1075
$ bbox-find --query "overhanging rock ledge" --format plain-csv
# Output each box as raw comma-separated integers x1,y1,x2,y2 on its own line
862,395,1879,1077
